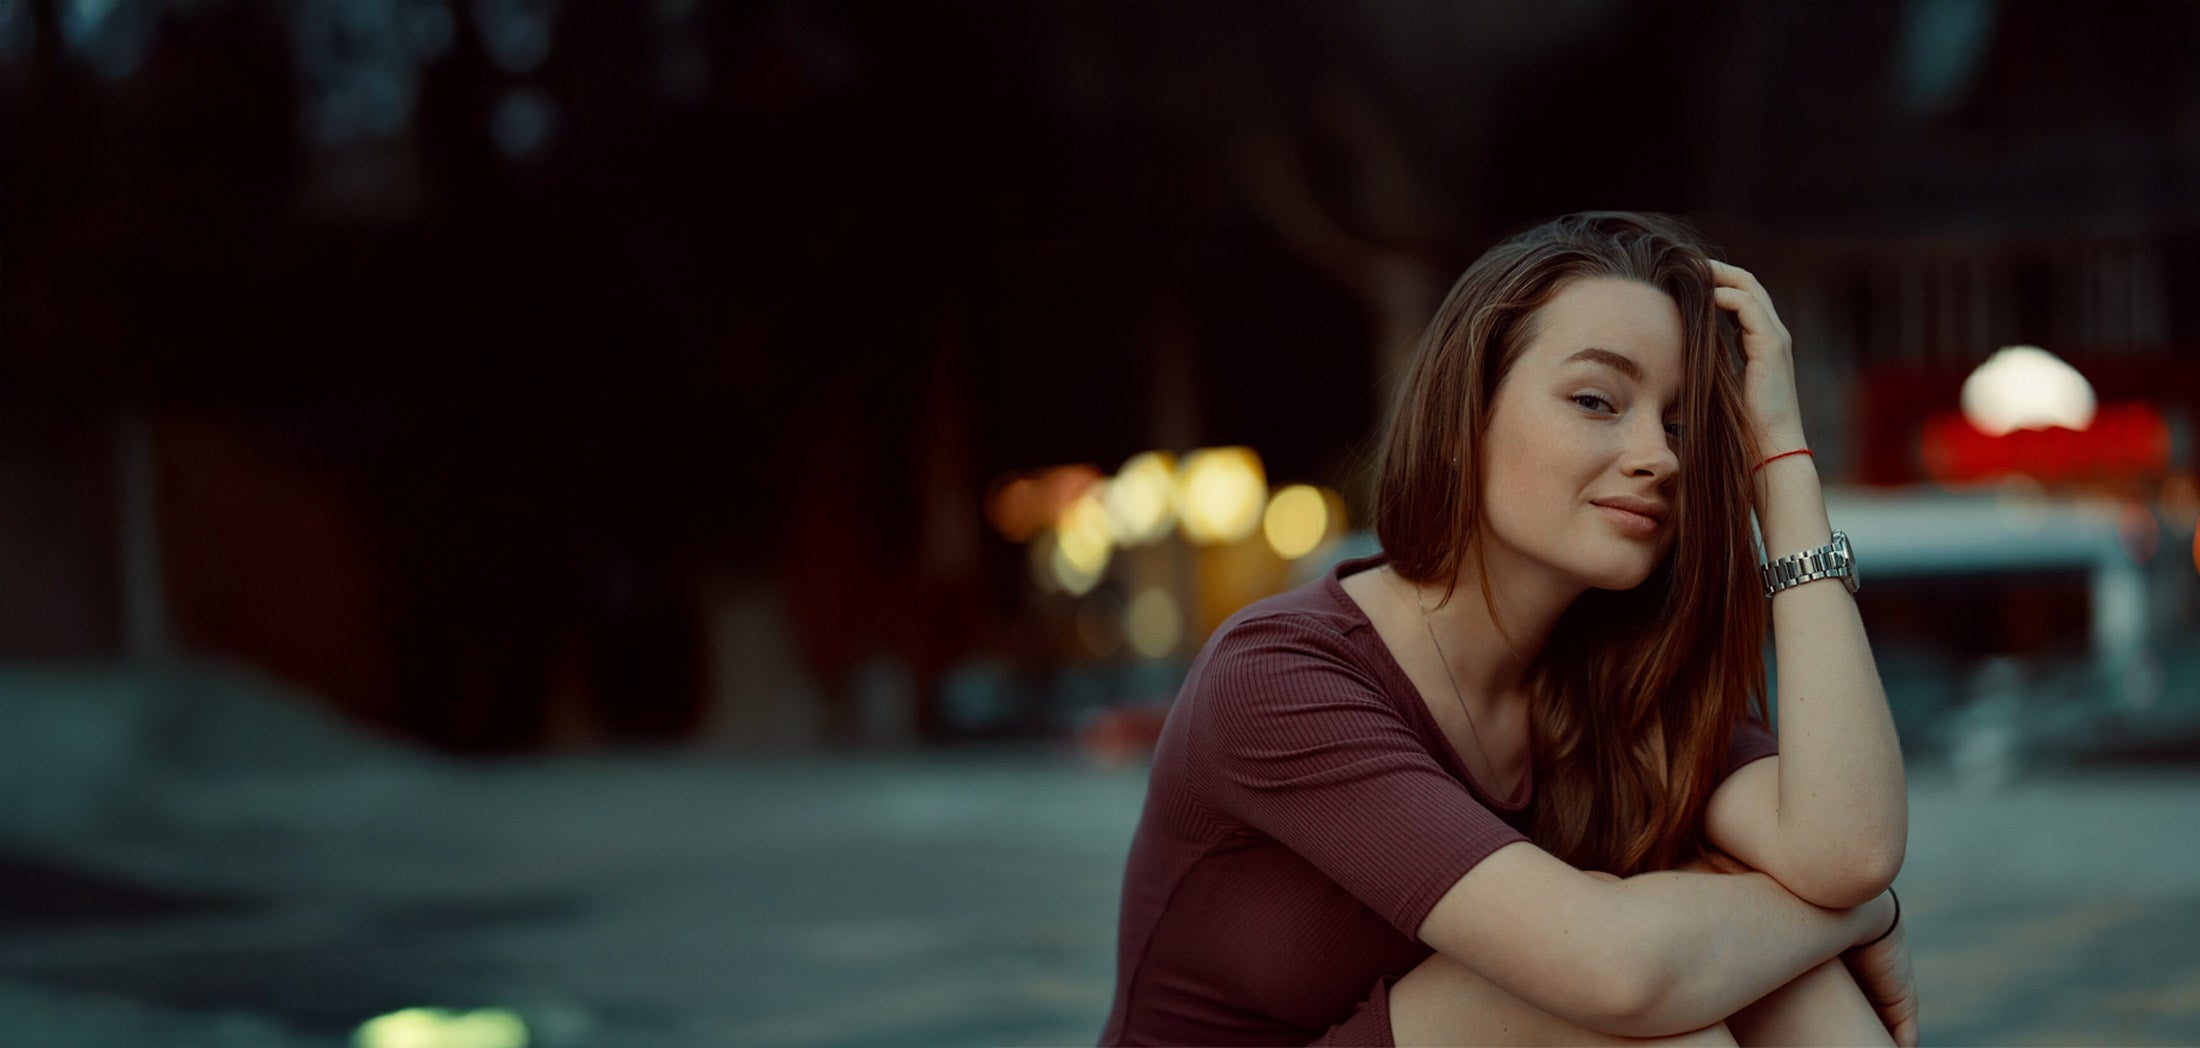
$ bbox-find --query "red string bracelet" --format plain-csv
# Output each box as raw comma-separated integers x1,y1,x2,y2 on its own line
1754,448,1813,473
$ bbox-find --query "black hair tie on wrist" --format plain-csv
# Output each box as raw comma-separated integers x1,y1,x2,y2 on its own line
1860,887,1901,948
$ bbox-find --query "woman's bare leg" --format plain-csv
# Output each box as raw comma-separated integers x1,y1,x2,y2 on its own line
1388,949,1736,1047
1388,856,1887,1047
1664,854,1890,1046
1387,945,1889,1048
1724,957,1890,1047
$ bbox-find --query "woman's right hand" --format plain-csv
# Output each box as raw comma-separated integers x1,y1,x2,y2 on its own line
1842,916,1919,1047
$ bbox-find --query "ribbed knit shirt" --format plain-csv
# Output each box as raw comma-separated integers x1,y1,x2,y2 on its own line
1100,551,1778,1046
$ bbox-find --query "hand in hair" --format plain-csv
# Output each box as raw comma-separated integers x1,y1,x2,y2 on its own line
1709,260,1806,461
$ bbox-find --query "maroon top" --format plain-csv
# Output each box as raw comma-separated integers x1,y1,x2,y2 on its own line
1100,552,1778,1046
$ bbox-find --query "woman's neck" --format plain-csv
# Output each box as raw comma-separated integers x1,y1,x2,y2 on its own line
1392,550,1581,703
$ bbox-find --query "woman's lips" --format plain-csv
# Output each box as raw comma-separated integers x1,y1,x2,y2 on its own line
1594,502,1663,535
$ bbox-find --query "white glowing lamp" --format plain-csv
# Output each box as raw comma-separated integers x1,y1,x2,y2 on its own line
1960,345,2097,437
1176,446,1267,545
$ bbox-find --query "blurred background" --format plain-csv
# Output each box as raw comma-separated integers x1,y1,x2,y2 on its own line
4,0,2199,1045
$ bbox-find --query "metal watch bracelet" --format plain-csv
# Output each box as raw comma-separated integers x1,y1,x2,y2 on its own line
1760,530,1858,598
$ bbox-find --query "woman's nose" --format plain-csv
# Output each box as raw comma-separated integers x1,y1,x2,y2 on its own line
1624,417,1681,479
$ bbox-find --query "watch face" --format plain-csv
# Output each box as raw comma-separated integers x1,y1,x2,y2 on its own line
1833,531,1859,592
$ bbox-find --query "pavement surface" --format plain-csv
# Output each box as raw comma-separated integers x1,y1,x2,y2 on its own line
3,743,2200,1046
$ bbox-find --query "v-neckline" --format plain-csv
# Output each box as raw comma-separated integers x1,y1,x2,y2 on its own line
1326,552,1533,813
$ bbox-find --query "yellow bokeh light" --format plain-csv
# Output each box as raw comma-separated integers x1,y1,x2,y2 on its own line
1125,588,1183,659
354,1008,529,1048
1051,537,1108,595
987,464,1104,544
1263,484,1331,560
1057,491,1114,576
1104,451,1178,546
1047,491,1114,596
1176,447,1267,545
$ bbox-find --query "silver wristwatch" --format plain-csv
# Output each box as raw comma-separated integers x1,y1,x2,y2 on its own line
1760,531,1859,598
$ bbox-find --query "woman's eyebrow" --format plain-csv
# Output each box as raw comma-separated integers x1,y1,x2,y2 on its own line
1561,347,1643,382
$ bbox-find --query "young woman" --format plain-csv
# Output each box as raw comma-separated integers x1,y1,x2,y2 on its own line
1100,212,1916,1046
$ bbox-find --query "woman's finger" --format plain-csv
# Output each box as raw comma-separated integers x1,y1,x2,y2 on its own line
1707,259,1772,302
1709,261,1792,344
1712,286,1791,355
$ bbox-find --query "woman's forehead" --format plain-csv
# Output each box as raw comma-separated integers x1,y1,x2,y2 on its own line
1522,278,1684,375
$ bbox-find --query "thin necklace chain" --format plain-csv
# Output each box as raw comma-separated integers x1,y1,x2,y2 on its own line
1383,566,1510,797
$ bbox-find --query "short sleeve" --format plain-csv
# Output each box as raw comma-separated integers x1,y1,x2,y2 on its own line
1721,714,1778,782
1184,614,1529,939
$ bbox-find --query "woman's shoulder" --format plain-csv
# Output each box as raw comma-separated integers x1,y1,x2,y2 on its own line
1183,604,1392,724
1200,597,1365,673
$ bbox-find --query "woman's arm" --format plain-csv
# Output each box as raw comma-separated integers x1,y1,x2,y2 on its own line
1714,261,1908,907
1418,841,1895,1038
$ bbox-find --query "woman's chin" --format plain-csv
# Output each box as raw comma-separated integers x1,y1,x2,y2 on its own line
1581,563,1660,592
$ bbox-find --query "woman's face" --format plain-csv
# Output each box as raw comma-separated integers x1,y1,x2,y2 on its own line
1477,276,1685,594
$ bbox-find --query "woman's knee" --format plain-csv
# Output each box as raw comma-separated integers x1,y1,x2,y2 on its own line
1726,956,1890,1046
1390,950,1736,1046
1658,1021,1740,1046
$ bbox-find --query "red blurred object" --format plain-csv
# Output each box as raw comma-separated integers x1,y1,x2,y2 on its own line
1918,402,2171,483
1856,357,2200,486
985,464,1102,542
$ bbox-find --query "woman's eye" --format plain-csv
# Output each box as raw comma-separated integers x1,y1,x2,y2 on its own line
1665,421,1685,439
1571,394,1615,413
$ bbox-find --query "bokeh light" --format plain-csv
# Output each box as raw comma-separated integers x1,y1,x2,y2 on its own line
353,1007,528,1048
491,86,559,161
1175,447,1267,545
1050,540,1107,595
477,1,553,75
1960,345,2097,436
988,475,1046,542
1103,451,1179,546
988,465,1102,543
1055,490,1115,593
1125,588,1183,659
1262,484,1331,560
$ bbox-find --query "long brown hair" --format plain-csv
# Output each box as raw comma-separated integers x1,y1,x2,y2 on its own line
1373,211,1768,876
